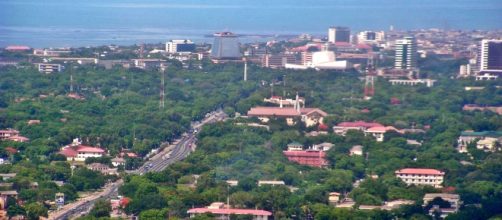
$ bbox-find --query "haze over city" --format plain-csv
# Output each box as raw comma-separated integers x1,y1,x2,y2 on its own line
0,1,501,220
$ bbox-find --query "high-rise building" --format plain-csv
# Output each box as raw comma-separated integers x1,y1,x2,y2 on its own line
165,39,195,53
328,27,350,43
479,39,502,74
395,36,417,70
357,31,385,44
210,32,241,60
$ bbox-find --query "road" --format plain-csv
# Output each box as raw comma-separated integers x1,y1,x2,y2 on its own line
49,180,122,220
48,110,227,220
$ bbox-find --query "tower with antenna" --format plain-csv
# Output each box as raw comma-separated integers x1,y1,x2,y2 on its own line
364,75,375,100
243,58,248,81
159,69,165,109
139,43,145,59
70,72,74,93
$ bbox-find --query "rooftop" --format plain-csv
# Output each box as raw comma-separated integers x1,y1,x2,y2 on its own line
188,207,272,216
396,168,444,175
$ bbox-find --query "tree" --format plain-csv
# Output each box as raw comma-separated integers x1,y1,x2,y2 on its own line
25,203,48,220
139,209,168,220
89,199,112,218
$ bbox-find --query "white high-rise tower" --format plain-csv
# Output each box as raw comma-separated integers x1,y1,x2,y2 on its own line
395,36,417,70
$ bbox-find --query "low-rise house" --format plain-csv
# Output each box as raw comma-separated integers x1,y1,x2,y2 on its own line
37,63,63,74
0,173,16,181
463,104,502,115
389,79,436,87
188,202,272,220
395,168,445,188
226,180,239,187
328,192,341,205
247,94,327,127
333,121,407,142
349,145,363,156
365,126,401,142
286,142,303,151
131,59,166,69
283,150,328,168
283,142,329,168
333,121,384,135
258,180,285,187
312,142,334,151
381,200,415,210
87,163,118,175
111,157,126,167
27,120,41,125
359,205,381,210
0,129,19,140
336,198,356,209
59,138,106,162
476,137,500,152
457,130,502,153
5,135,29,142
406,139,422,146
423,193,461,218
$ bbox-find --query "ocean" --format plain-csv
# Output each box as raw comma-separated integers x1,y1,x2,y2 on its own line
0,0,501,47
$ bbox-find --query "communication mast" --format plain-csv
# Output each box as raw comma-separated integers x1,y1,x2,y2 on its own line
364,75,375,100
159,69,165,109
243,58,248,81
139,43,145,59
364,54,376,100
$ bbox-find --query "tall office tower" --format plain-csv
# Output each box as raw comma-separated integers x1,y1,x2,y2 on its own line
479,39,502,74
394,36,417,70
210,32,241,60
166,39,196,53
357,31,385,44
328,27,351,43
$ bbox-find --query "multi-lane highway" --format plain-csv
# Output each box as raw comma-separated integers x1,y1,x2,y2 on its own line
48,110,227,220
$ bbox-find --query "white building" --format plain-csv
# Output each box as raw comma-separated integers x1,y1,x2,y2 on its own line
59,138,106,162
423,193,461,218
479,39,502,74
357,31,385,44
395,37,417,70
37,63,62,74
328,27,351,43
475,73,499,81
458,64,472,77
476,137,500,152
166,39,195,53
389,79,436,87
285,51,351,70
395,168,444,188
188,202,272,220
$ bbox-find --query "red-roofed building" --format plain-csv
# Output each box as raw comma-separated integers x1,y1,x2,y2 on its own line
188,202,272,220
0,129,20,139
395,168,445,188
5,46,31,52
333,121,384,135
59,138,106,162
6,135,29,143
4,147,18,154
365,126,401,142
283,150,328,168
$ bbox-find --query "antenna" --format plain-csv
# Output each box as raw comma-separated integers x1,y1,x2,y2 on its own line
243,59,248,81
70,66,74,93
160,69,165,109
364,75,375,100
139,43,145,59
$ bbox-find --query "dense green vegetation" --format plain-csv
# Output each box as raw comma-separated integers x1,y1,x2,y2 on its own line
1,53,502,219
